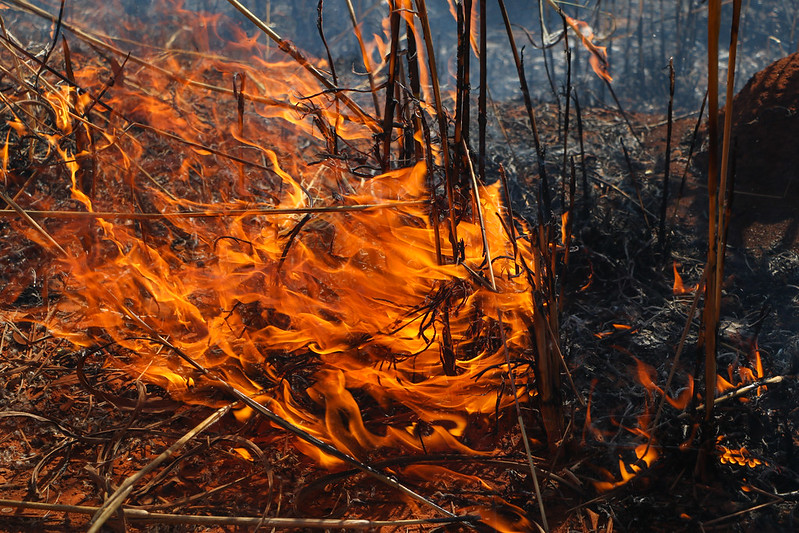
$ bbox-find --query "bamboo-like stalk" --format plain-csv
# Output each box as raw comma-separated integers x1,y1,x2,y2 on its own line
714,0,743,322
702,1,721,431
477,0,487,184
496,308,549,532
381,0,401,171
560,18,572,207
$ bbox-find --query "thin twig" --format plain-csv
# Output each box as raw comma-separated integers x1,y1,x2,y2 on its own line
0,201,428,220
658,57,675,248
414,0,459,260
461,140,496,291
344,0,380,117
0,499,477,529
496,308,549,532
0,187,66,255
686,375,788,416
88,405,233,533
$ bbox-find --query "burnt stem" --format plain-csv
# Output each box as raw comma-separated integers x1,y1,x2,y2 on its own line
560,16,572,208
477,0,487,184
573,92,589,210
497,0,548,203
380,1,402,171
620,137,650,228
658,57,675,250
414,0,459,261
673,91,707,222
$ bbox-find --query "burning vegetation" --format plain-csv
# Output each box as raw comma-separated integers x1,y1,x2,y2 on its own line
0,0,798,531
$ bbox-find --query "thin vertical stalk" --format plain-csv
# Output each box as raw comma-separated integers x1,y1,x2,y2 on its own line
381,0,401,171
344,0,381,117
497,308,549,532
454,0,472,148
560,17,572,207
478,0,487,184
702,0,721,427
462,140,497,291
659,57,675,249
497,0,547,187
414,0,459,261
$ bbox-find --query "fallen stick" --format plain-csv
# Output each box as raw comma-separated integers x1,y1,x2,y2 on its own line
0,499,478,529
88,405,232,533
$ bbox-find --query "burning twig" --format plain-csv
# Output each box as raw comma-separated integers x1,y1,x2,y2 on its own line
684,376,788,416
224,0,378,131
0,187,66,255
461,140,497,291
0,201,428,220
122,333,461,522
3,0,306,115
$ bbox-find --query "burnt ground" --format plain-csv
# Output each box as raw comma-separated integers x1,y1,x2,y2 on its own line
1,3,799,531
1,91,798,532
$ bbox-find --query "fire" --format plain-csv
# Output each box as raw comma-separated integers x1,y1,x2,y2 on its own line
716,438,765,468
563,15,613,83
716,343,767,399
672,261,697,294
594,441,659,492
635,358,693,410
2,0,544,493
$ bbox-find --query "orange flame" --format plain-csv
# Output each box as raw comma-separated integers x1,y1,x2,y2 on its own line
564,16,613,83
3,0,547,479
635,359,693,410
716,438,765,468
594,442,659,492
672,262,698,295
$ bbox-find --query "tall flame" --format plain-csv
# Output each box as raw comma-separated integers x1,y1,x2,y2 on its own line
2,0,543,478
